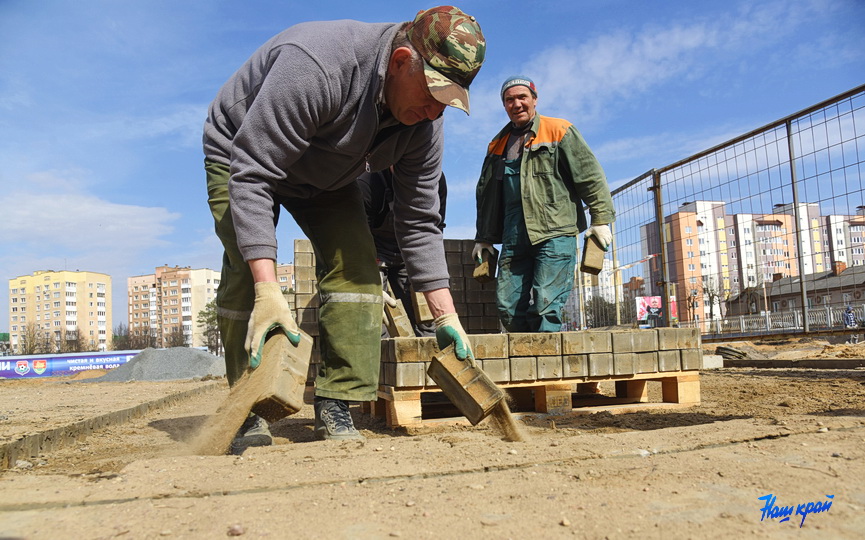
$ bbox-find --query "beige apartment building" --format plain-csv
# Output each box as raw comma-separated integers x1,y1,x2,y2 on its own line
8,270,112,353
128,263,293,350
128,266,221,349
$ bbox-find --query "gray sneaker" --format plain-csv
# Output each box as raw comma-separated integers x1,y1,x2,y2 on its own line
314,398,364,441
229,414,273,455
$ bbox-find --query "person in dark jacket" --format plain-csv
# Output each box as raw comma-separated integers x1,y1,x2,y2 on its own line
357,168,447,338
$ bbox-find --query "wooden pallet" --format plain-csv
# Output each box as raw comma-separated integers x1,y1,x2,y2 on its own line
362,371,701,428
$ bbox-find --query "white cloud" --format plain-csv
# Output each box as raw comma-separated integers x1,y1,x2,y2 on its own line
0,170,179,253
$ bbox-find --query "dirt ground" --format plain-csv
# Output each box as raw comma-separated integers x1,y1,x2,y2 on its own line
1,337,864,539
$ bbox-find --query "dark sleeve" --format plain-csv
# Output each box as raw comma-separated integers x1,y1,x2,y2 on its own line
437,172,447,231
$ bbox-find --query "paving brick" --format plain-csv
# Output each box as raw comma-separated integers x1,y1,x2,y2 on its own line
417,337,439,362
468,334,508,359
681,349,703,370
479,358,510,383
395,363,425,387
631,330,659,352
294,238,313,253
295,266,316,283
656,328,680,350
391,337,421,363
294,252,314,268
611,331,635,353
658,349,681,371
614,352,637,375
294,293,319,309
588,353,613,376
678,328,701,349
296,279,317,294
562,331,612,354
296,307,318,326
637,352,659,373
509,332,561,356
537,355,564,380
563,354,588,378
381,362,395,386
509,356,537,381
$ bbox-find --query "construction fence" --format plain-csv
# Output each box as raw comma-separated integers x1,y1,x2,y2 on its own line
564,84,865,338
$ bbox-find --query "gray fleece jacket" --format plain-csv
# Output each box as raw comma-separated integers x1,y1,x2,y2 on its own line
203,19,449,292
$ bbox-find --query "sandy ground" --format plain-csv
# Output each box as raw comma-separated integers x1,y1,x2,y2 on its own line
1,338,864,539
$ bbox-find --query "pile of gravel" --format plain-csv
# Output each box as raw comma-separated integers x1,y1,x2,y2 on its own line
84,347,226,382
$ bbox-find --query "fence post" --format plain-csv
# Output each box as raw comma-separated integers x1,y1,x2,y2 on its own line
786,119,810,334
649,169,672,328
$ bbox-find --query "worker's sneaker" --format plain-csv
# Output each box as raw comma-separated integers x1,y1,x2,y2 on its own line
314,397,365,441
229,413,273,455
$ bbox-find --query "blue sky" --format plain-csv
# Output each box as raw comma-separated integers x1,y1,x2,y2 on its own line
1,0,863,328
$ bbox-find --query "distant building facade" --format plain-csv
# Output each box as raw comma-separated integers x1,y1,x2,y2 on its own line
127,266,220,348
8,270,112,353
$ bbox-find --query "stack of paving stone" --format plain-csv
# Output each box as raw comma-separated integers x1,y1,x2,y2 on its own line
292,239,321,382
379,328,703,390
291,238,501,383
443,239,499,334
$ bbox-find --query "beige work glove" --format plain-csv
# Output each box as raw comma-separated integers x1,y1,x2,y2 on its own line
245,282,301,369
381,289,398,325
585,224,613,251
471,242,495,264
433,313,474,360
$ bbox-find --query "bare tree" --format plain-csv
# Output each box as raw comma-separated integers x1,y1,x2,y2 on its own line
112,323,131,351
164,326,188,348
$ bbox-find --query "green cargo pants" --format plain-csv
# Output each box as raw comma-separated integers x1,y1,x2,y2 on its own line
206,159,382,402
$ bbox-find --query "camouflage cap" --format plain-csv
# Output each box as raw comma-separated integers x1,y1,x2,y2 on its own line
406,6,486,115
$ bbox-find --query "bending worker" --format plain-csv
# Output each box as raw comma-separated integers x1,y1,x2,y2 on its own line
473,76,615,333
204,6,484,449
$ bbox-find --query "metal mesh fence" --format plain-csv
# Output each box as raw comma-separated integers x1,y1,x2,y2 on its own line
566,84,865,337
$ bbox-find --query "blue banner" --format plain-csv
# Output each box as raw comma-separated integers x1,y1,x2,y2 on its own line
0,350,141,378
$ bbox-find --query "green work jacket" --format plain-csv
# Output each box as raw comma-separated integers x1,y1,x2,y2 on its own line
475,114,615,245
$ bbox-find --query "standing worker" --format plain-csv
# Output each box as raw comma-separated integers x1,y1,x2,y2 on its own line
204,6,484,449
357,168,448,338
473,76,615,333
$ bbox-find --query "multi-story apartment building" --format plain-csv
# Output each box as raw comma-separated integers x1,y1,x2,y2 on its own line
127,266,220,349
640,199,865,325
276,263,295,293
7,270,112,353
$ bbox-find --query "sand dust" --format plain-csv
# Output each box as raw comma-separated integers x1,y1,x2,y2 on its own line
490,399,525,442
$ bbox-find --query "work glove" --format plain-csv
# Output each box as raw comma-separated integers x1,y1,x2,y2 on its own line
433,313,474,360
381,289,398,325
245,282,301,369
585,224,613,251
472,241,495,264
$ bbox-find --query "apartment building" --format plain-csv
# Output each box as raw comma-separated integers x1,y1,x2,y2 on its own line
127,266,220,349
641,199,865,325
8,270,112,353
